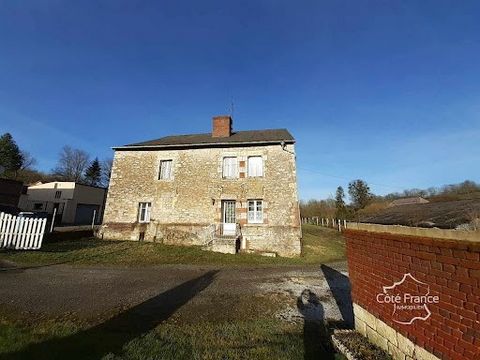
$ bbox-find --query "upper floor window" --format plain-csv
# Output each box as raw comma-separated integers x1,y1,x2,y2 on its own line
159,160,173,180
55,191,62,199
222,157,238,179
247,200,263,223
247,156,263,177
138,202,152,223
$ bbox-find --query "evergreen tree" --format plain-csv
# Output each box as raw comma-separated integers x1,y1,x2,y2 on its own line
84,158,102,186
348,179,372,210
335,186,346,217
100,158,113,187
0,133,23,178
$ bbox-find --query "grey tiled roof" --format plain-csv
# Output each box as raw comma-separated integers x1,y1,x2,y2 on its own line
115,129,295,149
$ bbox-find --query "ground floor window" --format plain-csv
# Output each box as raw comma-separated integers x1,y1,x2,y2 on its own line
138,202,151,223
247,200,263,223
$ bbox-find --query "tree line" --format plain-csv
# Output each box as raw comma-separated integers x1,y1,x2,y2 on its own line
0,132,112,187
382,180,480,201
300,179,372,219
301,179,480,219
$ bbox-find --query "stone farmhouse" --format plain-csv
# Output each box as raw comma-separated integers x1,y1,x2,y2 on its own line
100,116,302,257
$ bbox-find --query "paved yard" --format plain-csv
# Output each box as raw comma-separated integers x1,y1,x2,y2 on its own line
0,261,352,359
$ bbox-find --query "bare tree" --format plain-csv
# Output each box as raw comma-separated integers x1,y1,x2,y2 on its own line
20,151,37,170
300,198,336,218
466,208,480,231
53,146,90,182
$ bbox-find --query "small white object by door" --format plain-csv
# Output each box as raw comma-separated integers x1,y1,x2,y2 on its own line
222,200,236,236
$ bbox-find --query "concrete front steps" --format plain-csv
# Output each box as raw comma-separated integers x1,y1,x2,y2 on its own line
202,236,238,254
202,238,278,258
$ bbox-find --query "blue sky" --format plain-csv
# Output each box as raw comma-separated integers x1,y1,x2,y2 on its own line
1,0,479,200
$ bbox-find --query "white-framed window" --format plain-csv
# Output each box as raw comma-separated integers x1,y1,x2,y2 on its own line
247,156,263,177
159,160,173,180
55,191,62,199
138,202,152,223
222,157,238,179
247,200,263,224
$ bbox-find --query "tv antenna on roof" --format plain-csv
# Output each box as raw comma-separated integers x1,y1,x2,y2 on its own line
229,96,234,117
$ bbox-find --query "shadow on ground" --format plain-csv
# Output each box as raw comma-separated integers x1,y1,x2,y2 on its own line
296,265,354,360
297,289,335,360
321,264,354,328
1,270,218,360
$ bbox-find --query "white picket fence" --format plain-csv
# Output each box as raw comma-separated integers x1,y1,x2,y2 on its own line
0,212,47,250
301,216,349,232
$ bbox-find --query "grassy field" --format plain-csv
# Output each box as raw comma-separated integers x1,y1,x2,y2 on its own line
0,225,347,359
0,224,346,267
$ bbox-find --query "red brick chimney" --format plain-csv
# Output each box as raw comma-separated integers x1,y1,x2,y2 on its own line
212,115,232,138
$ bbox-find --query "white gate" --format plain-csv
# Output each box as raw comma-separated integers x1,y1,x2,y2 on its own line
0,212,47,250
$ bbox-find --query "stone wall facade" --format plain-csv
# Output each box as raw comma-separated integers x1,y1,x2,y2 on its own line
100,143,301,257
345,225,480,360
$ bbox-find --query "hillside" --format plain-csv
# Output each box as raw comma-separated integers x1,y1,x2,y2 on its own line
360,199,480,229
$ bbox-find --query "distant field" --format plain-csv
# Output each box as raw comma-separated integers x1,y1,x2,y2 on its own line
0,224,346,267
361,198,480,229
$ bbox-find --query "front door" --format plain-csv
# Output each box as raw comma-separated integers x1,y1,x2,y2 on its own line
222,200,236,236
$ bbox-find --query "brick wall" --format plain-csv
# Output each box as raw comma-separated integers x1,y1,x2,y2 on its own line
345,228,480,360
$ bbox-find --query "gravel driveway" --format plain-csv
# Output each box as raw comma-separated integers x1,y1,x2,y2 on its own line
0,261,352,326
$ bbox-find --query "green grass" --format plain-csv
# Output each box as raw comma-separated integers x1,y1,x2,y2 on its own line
0,289,346,360
0,225,346,267
0,318,346,360
0,319,310,360
0,225,347,359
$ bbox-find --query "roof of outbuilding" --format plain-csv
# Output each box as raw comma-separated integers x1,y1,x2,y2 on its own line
114,129,295,150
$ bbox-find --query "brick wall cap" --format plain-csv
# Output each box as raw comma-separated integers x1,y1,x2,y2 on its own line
345,222,480,243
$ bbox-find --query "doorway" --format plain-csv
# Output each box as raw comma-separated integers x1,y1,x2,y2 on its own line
221,200,236,236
